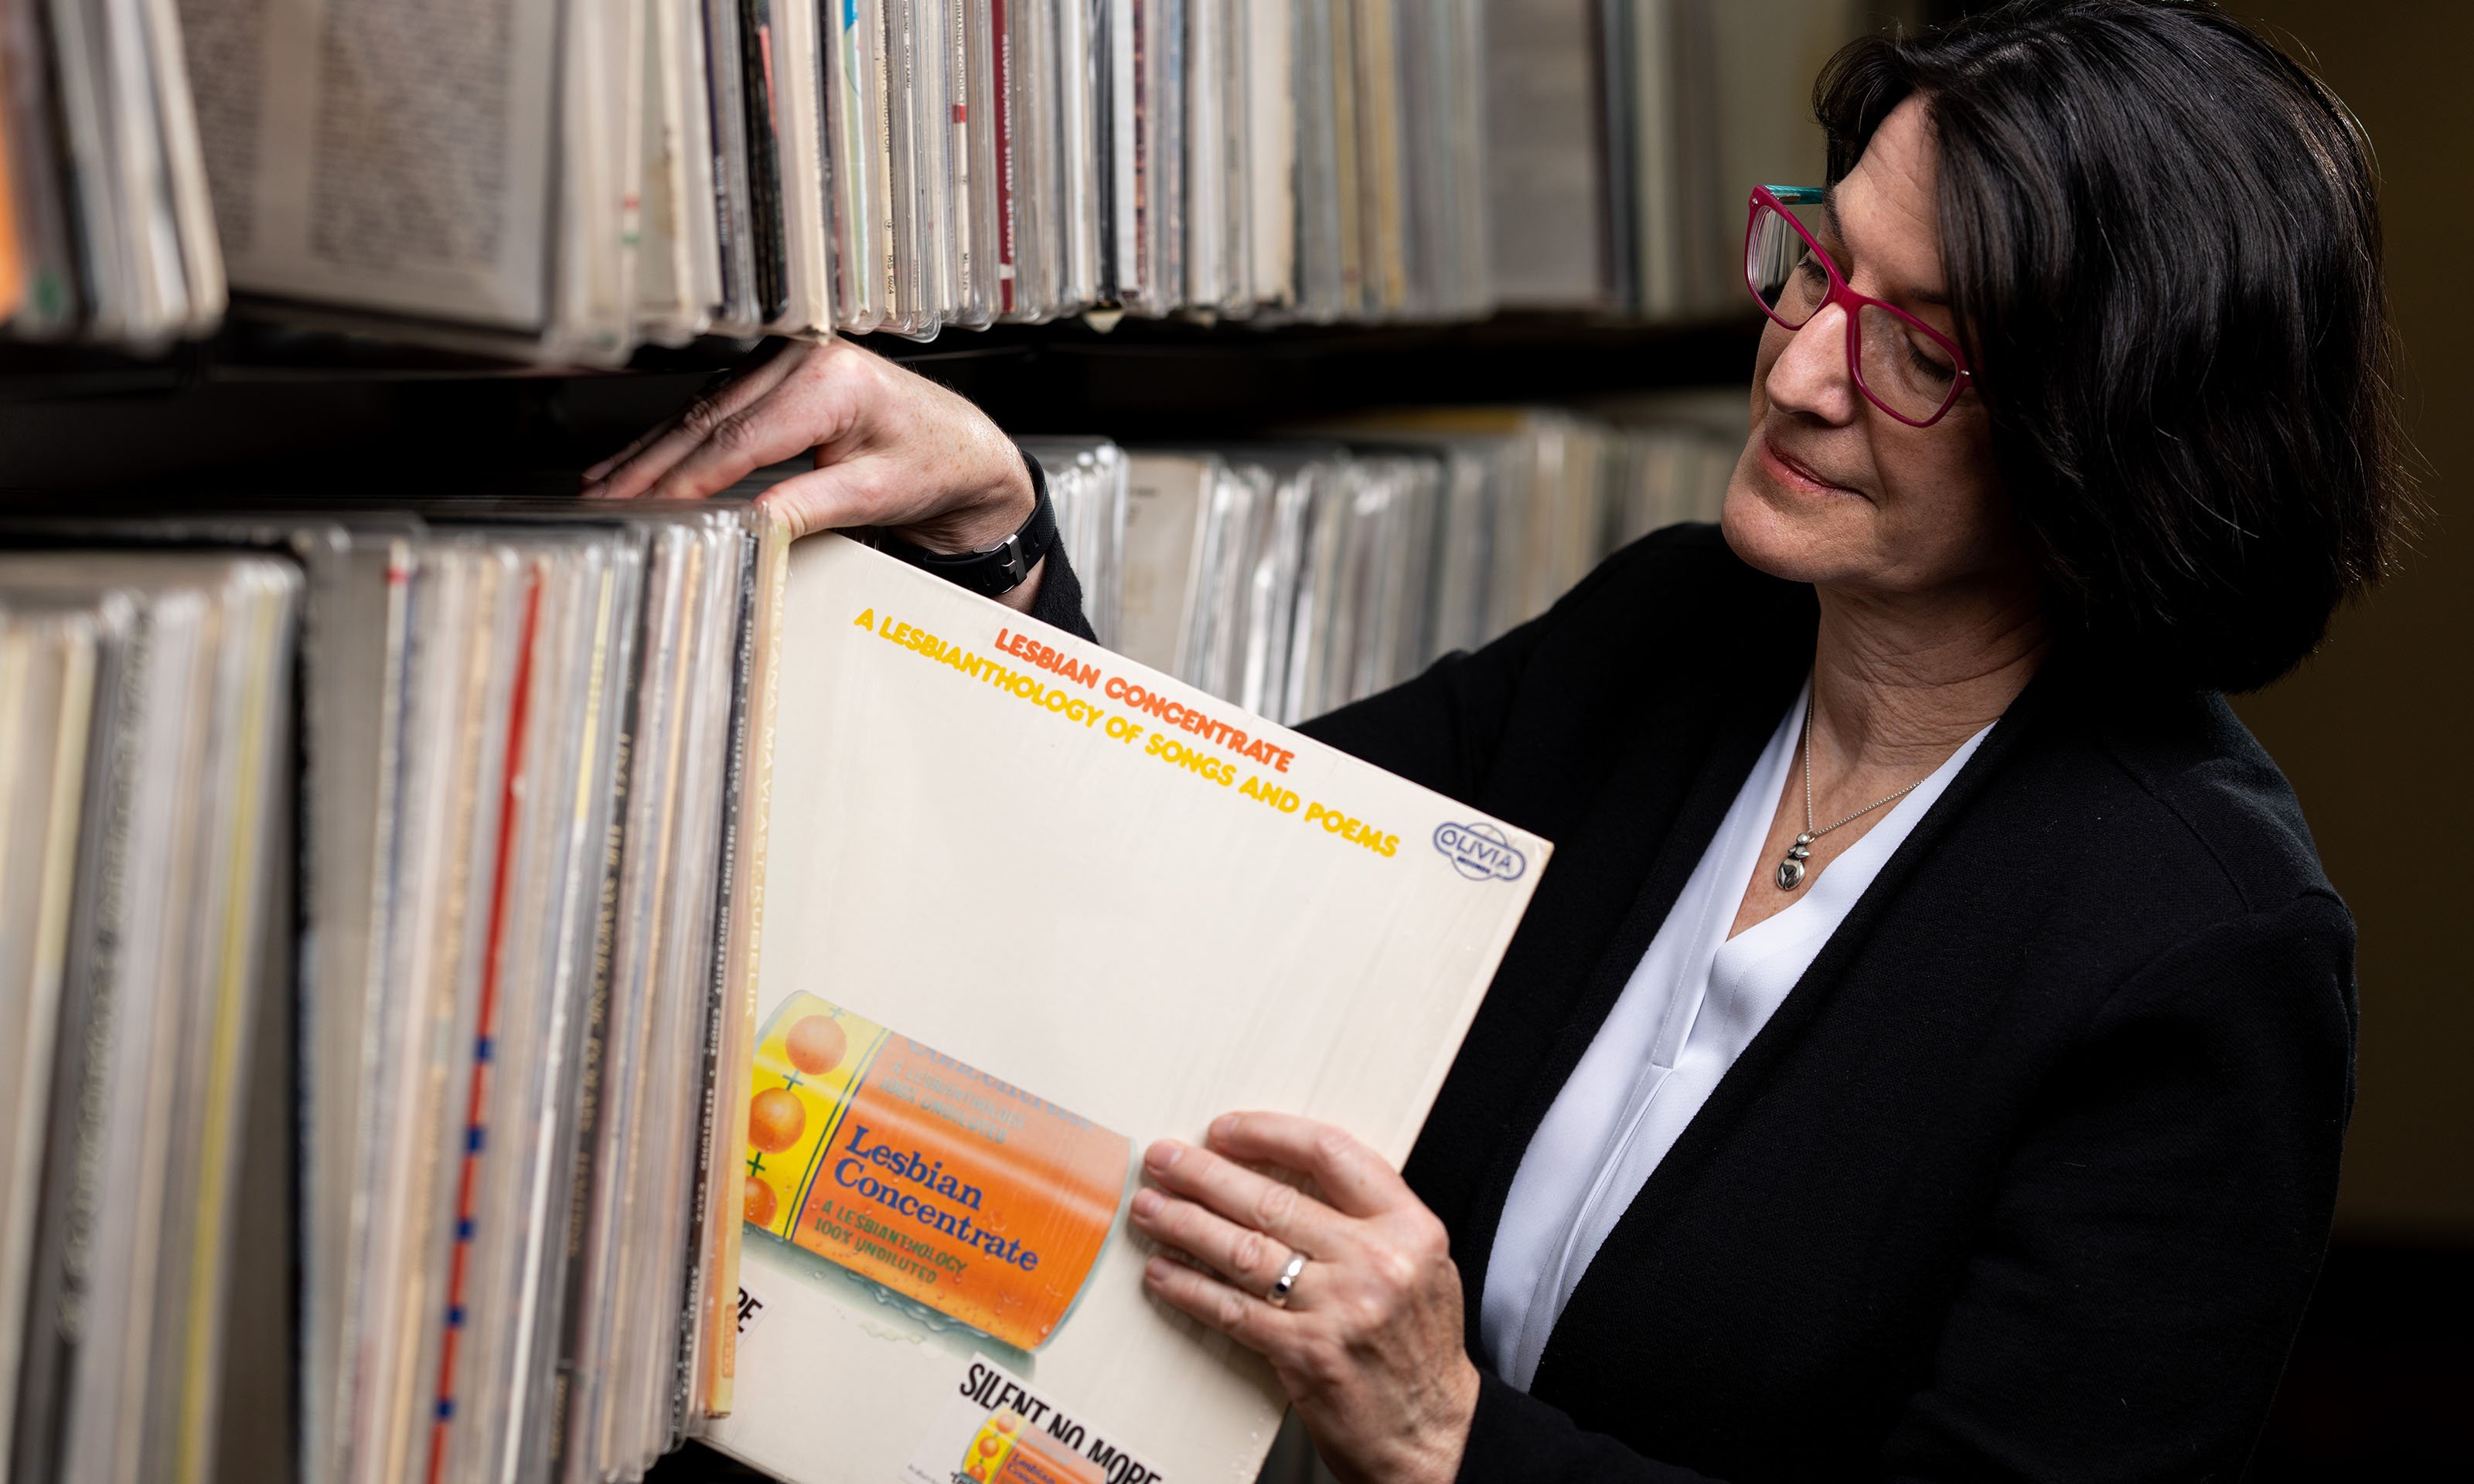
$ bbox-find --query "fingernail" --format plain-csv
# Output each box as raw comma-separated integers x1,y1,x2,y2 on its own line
578,480,606,499
1131,1188,1163,1220
581,458,615,481
1145,1139,1183,1172
1210,1115,1239,1142
1143,1258,1171,1285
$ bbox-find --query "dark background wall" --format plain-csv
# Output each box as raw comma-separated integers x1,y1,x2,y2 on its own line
2220,5,2473,1466
2226,0,2472,1248
1924,0,2473,1472
1932,0,2472,1256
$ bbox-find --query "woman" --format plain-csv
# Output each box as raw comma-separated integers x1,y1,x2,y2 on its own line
588,2,2398,1477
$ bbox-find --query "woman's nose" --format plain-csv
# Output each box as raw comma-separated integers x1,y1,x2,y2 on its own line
1763,305,1862,426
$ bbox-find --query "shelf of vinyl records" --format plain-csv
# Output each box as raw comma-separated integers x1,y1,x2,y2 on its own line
0,405,1731,1484
0,0,1888,368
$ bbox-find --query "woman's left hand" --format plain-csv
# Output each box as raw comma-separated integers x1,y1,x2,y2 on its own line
1131,1112,1478,1484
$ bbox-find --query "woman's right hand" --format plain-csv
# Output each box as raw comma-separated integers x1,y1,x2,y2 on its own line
581,337,1044,603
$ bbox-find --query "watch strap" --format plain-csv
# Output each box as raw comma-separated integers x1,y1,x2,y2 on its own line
874,446,1057,598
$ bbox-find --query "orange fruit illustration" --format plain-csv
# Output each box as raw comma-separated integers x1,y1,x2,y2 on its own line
785,1014,847,1077
748,1086,806,1152
745,1175,779,1227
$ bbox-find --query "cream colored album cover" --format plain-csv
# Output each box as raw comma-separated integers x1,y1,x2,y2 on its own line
704,534,1546,1484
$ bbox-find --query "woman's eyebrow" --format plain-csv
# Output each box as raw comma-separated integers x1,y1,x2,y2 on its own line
1823,184,1951,307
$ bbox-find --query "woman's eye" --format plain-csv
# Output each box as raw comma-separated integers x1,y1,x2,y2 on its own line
1794,255,1829,290
1905,334,1957,386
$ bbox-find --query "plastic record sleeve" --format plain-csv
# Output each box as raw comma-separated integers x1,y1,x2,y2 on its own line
825,0,892,334
949,0,1003,329
881,0,948,339
1055,0,1108,312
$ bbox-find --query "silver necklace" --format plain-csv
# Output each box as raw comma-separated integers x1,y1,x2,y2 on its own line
1776,703,1925,890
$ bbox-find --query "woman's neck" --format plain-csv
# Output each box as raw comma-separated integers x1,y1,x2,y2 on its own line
1808,579,2050,779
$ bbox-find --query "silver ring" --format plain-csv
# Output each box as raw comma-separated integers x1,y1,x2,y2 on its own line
1266,1251,1308,1309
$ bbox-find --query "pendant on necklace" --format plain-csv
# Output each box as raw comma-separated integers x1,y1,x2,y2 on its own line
1775,832,1814,890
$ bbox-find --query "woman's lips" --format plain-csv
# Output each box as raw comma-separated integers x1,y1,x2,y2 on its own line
1758,434,1863,499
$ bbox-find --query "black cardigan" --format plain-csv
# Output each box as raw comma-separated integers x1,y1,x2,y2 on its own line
1031,522,2355,1482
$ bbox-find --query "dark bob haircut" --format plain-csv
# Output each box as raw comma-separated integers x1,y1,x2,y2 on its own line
1816,0,2404,692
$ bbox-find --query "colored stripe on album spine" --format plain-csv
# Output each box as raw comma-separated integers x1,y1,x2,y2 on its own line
424,564,544,1484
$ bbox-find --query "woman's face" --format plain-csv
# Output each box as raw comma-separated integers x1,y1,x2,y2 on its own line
1721,96,2027,602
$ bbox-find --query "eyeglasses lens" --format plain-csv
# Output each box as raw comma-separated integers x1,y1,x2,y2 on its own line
1856,302,1961,422
1748,202,1828,327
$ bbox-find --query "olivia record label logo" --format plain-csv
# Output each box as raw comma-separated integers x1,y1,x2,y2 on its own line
1433,821,1528,882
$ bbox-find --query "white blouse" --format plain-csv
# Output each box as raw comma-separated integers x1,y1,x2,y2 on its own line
1477,679,1992,1391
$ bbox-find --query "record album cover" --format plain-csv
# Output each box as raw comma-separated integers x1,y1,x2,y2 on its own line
702,535,1547,1483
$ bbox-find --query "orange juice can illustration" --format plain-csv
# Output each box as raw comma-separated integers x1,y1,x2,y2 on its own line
959,1409,1106,1484
742,992,1132,1350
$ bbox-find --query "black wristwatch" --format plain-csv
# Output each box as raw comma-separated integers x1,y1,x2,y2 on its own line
874,446,1058,598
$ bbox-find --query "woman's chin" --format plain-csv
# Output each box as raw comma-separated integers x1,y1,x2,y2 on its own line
1720,482,1873,587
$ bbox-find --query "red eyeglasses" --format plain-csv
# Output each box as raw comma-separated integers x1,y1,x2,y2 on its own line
1744,185,1975,427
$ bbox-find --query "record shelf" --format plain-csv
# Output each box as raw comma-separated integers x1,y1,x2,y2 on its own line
0,312,1761,500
